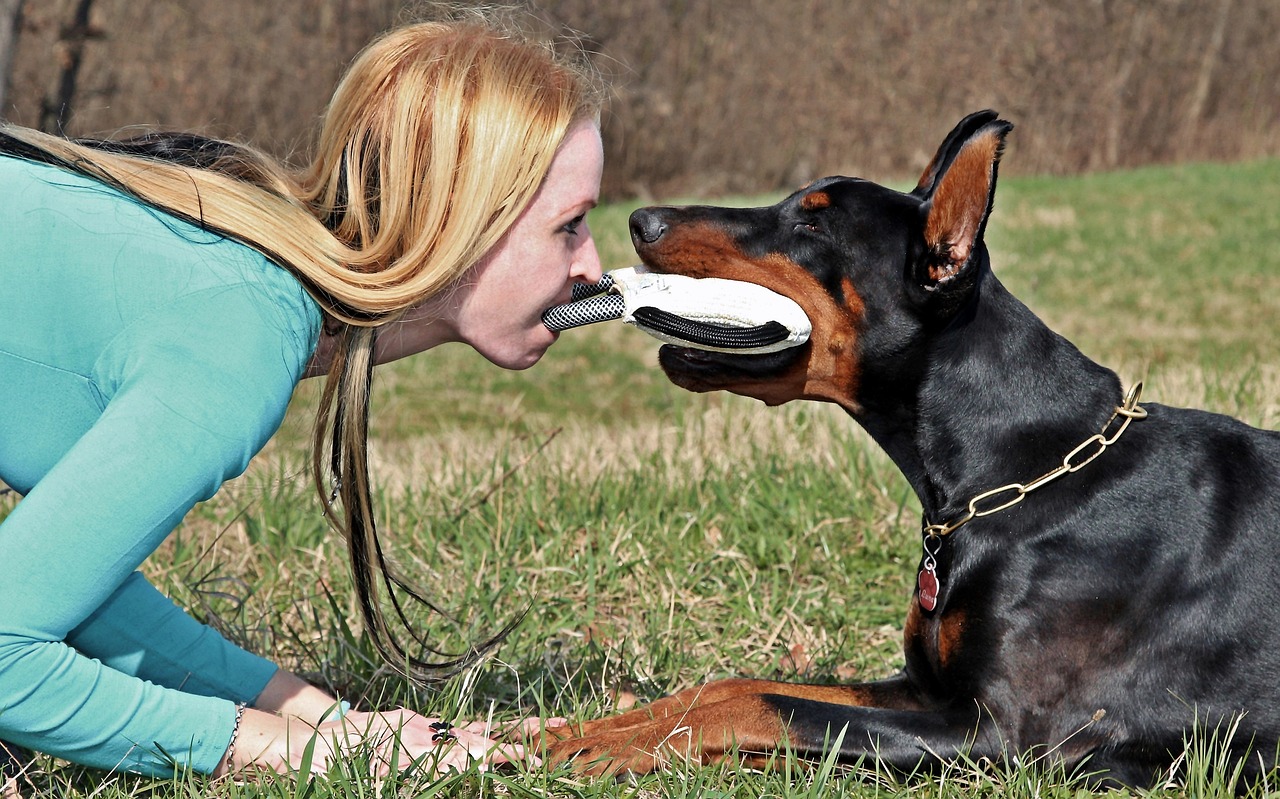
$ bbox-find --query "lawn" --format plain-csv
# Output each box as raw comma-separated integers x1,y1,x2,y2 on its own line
4,157,1279,798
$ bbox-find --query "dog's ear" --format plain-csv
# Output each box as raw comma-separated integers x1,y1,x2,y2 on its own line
912,111,1013,292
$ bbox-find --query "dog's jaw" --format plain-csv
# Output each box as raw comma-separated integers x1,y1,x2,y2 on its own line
656,344,809,406
634,219,865,411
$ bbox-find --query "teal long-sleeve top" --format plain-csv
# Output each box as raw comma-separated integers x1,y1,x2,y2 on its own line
0,154,322,774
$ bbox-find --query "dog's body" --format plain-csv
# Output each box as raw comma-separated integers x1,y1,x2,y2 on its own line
544,112,1280,787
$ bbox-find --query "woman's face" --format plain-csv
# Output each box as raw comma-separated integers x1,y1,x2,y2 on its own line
438,119,605,370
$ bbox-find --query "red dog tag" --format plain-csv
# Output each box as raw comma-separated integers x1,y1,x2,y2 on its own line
918,568,939,611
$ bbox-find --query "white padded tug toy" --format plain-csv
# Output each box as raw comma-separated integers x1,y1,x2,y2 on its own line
541,266,812,354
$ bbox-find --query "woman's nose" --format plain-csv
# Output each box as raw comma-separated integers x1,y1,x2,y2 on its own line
572,231,603,284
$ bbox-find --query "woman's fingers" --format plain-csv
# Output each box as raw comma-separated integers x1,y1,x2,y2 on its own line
343,711,547,775
429,729,536,772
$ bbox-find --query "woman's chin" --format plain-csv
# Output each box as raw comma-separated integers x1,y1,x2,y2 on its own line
477,332,554,371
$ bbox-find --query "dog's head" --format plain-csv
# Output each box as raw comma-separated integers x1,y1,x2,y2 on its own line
630,110,1012,413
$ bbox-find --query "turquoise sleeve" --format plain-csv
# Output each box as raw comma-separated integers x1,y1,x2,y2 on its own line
65,571,278,706
0,266,319,774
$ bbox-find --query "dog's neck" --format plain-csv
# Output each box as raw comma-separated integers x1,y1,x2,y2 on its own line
856,269,1123,521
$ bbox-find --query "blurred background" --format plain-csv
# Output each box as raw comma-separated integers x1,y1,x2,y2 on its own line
1,0,1277,201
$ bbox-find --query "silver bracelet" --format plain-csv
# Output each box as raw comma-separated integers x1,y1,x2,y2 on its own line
222,703,247,774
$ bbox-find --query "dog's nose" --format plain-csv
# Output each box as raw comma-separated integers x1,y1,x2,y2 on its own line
629,209,668,245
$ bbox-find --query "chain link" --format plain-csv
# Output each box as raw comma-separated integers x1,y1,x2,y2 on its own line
923,382,1147,540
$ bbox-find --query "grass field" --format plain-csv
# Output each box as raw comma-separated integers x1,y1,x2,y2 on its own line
4,158,1280,797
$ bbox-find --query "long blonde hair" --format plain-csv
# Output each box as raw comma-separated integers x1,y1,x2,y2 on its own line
0,13,605,681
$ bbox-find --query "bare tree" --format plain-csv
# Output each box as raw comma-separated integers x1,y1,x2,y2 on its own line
0,0,24,118
4,0,1277,194
39,0,99,134
1183,0,1233,155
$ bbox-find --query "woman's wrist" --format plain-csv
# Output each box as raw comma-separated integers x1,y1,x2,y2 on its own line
217,703,248,777
252,669,348,724
214,707,343,778
215,669,357,779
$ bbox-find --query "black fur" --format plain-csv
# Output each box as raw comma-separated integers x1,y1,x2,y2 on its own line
609,111,1280,788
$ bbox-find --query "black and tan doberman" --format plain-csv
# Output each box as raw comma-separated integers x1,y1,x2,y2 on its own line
543,111,1280,788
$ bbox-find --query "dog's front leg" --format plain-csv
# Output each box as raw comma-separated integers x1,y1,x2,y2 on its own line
542,674,964,776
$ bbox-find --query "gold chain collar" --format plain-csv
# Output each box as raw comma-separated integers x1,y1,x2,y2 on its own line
922,382,1148,541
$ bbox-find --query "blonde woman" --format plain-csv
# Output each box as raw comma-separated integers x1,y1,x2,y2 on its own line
0,12,604,780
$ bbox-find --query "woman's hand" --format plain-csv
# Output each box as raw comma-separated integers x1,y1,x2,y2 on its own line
217,707,552,779
324,709,534,776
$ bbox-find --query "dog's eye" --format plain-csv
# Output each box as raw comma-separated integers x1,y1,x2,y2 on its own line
795,221,822,234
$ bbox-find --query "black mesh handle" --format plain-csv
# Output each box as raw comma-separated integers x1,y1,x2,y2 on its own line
631,306,790,349
541,292,626,331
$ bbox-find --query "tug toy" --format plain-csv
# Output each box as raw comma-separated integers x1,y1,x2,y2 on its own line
541,266,812,354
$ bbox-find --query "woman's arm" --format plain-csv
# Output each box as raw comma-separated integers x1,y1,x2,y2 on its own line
66,572,352,724
252,670,347,723
65,571,278,706
0,379,272,773
0,271,318,774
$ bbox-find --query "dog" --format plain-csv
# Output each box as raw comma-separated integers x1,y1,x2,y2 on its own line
542,111,1280,788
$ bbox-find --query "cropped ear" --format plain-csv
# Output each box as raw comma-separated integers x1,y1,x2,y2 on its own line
912,111,1013,290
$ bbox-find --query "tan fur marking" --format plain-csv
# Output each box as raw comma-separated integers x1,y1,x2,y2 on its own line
644,224,864,410
905,600,966,676
543,677,887,776
937,607,966,670
904,600,923,648
914,148,944,193
800,190,831,211
923,131,1001,271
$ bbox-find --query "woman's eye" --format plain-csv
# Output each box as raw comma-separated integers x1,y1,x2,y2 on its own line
562,214,586,235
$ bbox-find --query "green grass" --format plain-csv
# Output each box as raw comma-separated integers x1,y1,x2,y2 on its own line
4,158,1280,798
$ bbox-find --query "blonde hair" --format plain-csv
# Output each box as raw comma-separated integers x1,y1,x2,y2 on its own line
0,13,606,680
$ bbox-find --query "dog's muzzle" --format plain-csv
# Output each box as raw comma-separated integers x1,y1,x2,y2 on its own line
541,266,812,354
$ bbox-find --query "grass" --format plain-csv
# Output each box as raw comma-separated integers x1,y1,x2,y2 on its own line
3,157,1280,797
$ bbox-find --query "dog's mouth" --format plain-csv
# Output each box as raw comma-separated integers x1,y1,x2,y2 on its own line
629,210,856,407
634,251,814,398
656,336,808,398
658,343,803,372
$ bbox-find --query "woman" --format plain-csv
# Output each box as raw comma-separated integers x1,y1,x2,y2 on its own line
0,11,605,780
